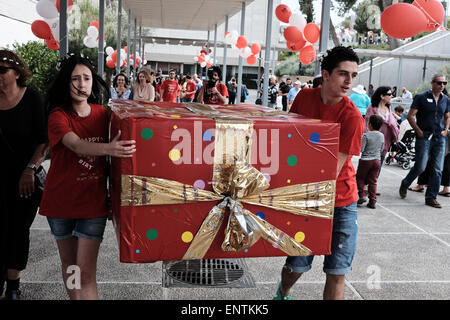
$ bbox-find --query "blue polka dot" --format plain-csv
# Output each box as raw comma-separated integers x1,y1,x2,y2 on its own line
256,211,266,220
288,133,292,138
244,249,248,253
310,132,320,144
280,116,287,120
305,218,309,222
202,129,214,142
136,249,140,254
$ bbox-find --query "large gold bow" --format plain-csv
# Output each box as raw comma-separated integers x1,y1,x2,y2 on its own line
121,117,335,260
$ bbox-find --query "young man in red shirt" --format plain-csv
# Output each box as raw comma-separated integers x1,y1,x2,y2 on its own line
196,66,228,105
274,46,364,300
160,69,180,103
183,74,197,102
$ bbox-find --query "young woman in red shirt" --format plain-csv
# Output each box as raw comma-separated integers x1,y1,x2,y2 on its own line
40,54,136,300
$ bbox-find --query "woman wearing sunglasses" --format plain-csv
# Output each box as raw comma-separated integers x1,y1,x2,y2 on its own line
0,50,48,300
363,86,400,180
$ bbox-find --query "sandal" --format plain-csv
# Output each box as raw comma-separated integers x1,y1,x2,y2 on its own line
438,192,450,197
408,187,424,192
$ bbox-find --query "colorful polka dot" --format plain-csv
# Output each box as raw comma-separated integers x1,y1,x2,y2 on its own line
287,179,291,184
288,133,292,138
146,229,158,240
136,249,140,254
287,155,298,166
141,128,153,140
170,114,181,118
173,125,178,130
295,232,305,243
310,132,321,144
174,209,178,213
169,149,181,161
244,249,248,253
256,211,266,220
182,231,193,243
320,169,325,174
202,129,214,142
193,179,206,189
263,174,271,182
152,162,156,167
287,221,291,226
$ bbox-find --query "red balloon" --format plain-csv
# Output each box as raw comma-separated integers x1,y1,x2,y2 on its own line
45,38,59,50
235,36,248,49
111,50,117,62
412,0,445,31
303,23,320,43
56,0,73,12
299,45,316,65
106,59,115,69
250,43,261,55
90,20,99,30
283,26,302,43
287,38,306,52
247,55,257,65
31,20,52,40
381,3,427,39
275,4,292,24
124,46,128,53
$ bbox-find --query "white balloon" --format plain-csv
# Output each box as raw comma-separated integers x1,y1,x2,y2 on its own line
239,47,252,58
84,36,97,48
200,61,206,68
105,46,113,56
289,13,307,32
224,32,234,45
106,55,112,62
87,25,99,38
36,0,59,19
120,49,126,57
45,17,59,41
193,56,199,62
205,54,211,61
230,30,239,45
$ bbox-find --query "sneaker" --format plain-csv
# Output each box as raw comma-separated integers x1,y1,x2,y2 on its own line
367,203,376,209
272,282,292,300
357,197,367,206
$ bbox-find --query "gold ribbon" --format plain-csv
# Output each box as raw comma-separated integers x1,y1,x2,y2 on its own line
120,116,335,260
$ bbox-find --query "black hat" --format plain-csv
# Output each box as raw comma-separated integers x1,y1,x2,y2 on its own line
207,66,222,79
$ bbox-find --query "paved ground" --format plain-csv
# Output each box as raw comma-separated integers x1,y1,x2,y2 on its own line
12,92,450,300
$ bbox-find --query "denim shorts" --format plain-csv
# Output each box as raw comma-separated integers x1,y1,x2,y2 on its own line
284,202,358,275
47,217,107,242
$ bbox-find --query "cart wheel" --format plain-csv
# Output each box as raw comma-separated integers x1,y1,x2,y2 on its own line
402,162,410,170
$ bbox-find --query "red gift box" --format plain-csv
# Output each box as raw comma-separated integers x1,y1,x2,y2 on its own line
109,100,340,263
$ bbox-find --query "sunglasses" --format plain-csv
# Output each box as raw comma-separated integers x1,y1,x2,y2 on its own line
0,66,14,74
384,92,392,96
434,81,447,86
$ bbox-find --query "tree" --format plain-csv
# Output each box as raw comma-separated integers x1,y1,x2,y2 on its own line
353,0,382,35
12,41,59,98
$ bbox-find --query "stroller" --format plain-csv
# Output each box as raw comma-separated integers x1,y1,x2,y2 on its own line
384,129,416,170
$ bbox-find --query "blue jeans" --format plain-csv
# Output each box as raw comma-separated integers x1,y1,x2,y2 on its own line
401,135,446,199
47,217,107,242
284,202,358,275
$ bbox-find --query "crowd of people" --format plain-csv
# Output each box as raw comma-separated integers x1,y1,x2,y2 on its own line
0,45,449,302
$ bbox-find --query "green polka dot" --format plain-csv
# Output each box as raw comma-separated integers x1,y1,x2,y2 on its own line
174,209,178,213
141,128,153,140
287,155,298,166
146,229,158,240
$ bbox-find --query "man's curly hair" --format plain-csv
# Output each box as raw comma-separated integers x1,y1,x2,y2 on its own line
320,46,359,74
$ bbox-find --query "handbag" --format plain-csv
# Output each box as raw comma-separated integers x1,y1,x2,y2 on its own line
0,126,46,191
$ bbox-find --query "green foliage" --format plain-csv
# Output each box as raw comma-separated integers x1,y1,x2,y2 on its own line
411,64,450,97
275,54,316,77
11,41,59,98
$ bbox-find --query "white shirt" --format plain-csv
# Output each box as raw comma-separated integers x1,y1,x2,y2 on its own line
402,90,412,100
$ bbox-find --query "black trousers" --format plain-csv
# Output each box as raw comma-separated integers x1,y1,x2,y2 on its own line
1,188,40,273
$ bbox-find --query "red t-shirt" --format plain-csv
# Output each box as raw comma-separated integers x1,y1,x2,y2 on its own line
185,80,197,99
290,87,364,207
39,104,109,219
161,79,179,102
203,82,229,105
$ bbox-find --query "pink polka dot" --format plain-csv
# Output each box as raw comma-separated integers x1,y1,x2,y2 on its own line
320,169,325,173
152,162,156,167
263,174,271,182
193,179,206,189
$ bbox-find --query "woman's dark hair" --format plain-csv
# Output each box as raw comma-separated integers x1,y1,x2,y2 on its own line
321,46,359,74
0,49,32,87
46,53,108,113
113,73,129,87
371,86,391,108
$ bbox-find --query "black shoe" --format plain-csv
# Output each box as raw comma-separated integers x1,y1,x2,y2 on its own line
425,198,442,209
367,203,376,209
357,197,367,206
399,185,407,199
1,289,21,300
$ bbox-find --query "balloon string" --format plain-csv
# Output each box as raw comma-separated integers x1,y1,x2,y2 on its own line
413,1,440,26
